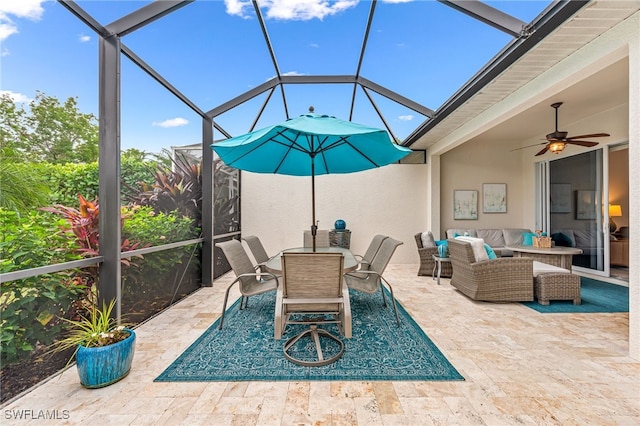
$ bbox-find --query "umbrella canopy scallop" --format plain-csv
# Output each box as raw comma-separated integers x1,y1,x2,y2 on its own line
211,113,412,176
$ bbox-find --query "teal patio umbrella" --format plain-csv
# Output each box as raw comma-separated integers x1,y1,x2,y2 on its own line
211,111,412,250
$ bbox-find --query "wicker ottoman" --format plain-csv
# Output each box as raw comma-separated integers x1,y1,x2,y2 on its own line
535,273,581,305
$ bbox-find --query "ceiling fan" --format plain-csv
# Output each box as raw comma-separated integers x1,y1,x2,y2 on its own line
514,102,610,156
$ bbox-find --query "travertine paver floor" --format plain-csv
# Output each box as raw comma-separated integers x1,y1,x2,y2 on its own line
3,264,638,425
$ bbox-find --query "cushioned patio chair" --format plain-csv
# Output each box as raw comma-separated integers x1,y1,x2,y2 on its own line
448,238,533,302
353,234,388,271
274,252,351,363
415,232,453,277
303,229,331,248
215,239,279,329
344,237,403,325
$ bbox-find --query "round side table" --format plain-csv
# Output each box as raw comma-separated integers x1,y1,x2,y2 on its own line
432,255,451,285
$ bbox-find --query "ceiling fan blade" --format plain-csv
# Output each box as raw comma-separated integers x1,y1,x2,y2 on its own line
535,146,549,156
566,133,610,139
510,142,546,152
566,140,599,147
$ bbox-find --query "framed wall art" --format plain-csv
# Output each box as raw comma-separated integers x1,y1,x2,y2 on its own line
482,183,507,213
454,190,478,220
576,190,597,220
550,183,571,213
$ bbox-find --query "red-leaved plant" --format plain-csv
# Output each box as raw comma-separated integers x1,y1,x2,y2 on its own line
41,194,146,297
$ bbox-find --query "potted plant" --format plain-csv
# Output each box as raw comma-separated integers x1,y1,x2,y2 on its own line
50,299,136,388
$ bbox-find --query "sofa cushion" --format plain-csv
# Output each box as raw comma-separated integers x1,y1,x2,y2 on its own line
502,228,532,246
572,229,595,249
455,236,489,262
446,229,477,239
532,261,570,277
476,229,505,248
420,231,436,248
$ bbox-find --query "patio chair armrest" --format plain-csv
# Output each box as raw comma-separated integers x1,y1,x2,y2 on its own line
345,270,381,279
237,271,279,283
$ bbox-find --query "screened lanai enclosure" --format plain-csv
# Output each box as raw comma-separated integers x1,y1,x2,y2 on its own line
1,0,591,402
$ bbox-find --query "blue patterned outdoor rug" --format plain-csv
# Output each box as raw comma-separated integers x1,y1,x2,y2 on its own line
523,277,629,313
155,289,464,382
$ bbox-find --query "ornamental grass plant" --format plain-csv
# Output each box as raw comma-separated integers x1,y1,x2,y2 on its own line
48,299,132,369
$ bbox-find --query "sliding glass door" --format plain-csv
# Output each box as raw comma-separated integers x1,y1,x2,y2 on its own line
538,149,609,276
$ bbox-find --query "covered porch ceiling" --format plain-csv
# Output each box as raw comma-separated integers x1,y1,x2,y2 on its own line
413,1,636,154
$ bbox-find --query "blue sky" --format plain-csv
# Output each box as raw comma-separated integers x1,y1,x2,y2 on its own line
1,0,550,154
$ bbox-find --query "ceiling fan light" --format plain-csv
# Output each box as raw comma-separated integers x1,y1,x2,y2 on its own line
549,141,566,153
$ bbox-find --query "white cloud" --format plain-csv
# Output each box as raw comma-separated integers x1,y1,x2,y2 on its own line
0,90,31,103
0,0,47,41
398,115,413,121
224,0,252,18
225,0,359,21
152,117,189,128
78,34,91,43
310,43,319,48
266,70,305,81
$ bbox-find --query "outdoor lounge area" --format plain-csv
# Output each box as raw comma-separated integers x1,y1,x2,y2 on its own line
1,1,639,424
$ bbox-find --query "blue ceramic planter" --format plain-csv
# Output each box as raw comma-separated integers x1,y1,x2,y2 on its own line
76,329,136,388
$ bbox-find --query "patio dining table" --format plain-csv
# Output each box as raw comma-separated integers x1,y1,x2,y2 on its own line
264,246,359,274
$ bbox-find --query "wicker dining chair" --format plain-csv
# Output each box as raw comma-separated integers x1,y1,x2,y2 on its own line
215,239,279,329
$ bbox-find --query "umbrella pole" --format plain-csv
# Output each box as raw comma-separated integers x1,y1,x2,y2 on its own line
311,158,317,252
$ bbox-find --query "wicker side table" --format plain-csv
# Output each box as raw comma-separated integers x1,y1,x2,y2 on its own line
535,273,581,305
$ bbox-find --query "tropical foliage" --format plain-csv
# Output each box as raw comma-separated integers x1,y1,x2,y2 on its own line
1,92,221,402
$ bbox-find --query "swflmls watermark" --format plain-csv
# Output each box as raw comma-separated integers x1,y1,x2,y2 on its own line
4,409,70,421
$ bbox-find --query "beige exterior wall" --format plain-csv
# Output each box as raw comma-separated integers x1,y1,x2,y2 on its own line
439,138,531,234
241,163,428,264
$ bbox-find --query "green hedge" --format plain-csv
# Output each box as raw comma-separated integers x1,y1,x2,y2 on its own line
0,206,198,365
12,159,155,207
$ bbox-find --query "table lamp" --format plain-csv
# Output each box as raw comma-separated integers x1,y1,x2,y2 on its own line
609,204,622,233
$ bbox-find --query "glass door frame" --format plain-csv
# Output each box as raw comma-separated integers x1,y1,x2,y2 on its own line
535,147,611,278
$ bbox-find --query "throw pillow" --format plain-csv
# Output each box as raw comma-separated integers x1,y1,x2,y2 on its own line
551,232,574,247
455,236,489,262
522,232,537,246
420,231,436,248
484,243,497,259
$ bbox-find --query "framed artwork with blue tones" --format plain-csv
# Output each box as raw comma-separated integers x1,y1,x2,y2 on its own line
482,183,507,213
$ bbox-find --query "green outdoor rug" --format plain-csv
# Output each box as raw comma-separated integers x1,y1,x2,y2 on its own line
155,289,464,382
523,276,629,313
